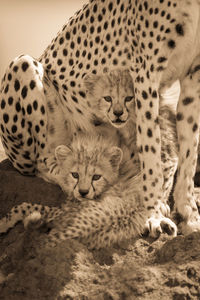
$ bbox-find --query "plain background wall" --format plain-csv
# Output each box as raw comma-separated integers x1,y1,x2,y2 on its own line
0,0,86,80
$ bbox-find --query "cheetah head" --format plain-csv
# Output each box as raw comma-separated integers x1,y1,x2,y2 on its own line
55,136,122,201
84,69,135,128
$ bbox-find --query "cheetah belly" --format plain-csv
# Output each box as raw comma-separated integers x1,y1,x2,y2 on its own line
160,7,200,89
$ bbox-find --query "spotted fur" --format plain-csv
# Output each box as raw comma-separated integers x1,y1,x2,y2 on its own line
0,103,180,246
1,0,200,236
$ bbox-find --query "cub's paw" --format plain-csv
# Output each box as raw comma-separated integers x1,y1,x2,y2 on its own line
23,211,43,230
143,216,177,238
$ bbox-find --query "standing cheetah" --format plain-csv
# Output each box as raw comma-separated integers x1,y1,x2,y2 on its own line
1,0,200,236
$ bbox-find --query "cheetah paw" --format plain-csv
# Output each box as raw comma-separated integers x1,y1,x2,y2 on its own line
143,216,177,238
178,216,200,235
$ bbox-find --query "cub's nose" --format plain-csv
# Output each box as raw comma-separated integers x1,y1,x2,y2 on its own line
113,109,123,117
79,189,89,197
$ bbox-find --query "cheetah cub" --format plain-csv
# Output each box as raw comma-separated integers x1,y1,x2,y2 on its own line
24,152,145,250
0,134,123,234
0,134,146,250
54,133,123,199
84,68,135,129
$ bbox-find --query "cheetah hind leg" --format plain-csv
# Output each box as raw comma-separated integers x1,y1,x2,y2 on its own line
0,55,49,175
174,55,200,235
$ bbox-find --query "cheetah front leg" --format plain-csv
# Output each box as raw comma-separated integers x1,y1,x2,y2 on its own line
134,71,177,238
174,56,200,234
0,54,72,186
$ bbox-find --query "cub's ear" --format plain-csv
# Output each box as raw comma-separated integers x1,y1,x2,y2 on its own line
108,146,123,170
55,145,71,162
84,74,100,93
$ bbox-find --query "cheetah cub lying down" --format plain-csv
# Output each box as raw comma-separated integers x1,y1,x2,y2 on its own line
45,133,123,199
0,134,147,249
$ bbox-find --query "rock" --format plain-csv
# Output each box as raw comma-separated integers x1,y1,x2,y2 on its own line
0,159,66,218
0,159,200,300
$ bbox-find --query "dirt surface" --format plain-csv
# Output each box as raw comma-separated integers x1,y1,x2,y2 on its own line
0,159,200,300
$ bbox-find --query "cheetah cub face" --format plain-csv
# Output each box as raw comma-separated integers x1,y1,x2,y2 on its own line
84,69,135,128
55,135,122,201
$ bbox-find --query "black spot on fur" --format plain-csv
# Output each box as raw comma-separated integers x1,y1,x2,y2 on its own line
1,99,6,109
27,104,32,115
40,105,45,115
186,149,190,158
81,25,87,33
3,113,9,124
11,125,17,134
192,65,200,74
33,100,38,111
176,113,184,121
152,90,157,98
30,80,36,90
14,80,20,92
8,97,13,105
182,97,194,105
8,73,12,81
168,39,176,49
79,91,86,98
158,56,167,63
65,31,70,40
21,86,28,99
142,90,148,100
27,138,33,146
21,62,29,72
193,123,198,132
176,24,184,36
137,100,142,109
16,102,21,112
147,128,153,137
13,66,19,73
145,111,151,119
72,96,78,103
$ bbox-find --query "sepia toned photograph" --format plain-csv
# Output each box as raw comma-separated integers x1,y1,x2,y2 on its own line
0,0,200,299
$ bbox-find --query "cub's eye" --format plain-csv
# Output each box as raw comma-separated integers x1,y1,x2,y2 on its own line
103,96,112,102
124,96,134,102
71,172,79,179
92,174,102,181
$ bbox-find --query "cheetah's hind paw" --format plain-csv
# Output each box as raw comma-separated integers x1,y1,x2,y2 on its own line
178,215,200,235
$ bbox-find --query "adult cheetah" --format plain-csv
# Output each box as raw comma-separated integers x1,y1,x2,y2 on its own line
1,0,200,236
